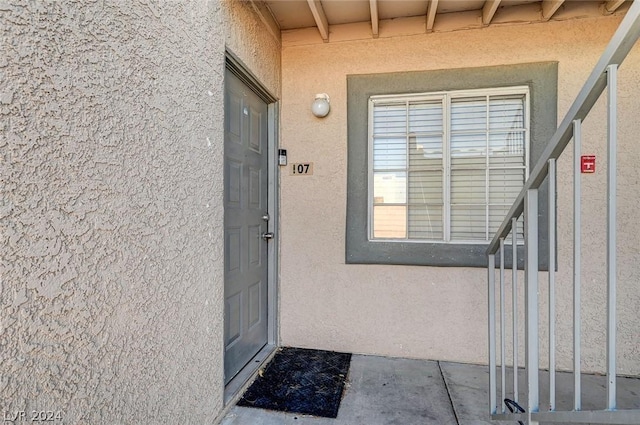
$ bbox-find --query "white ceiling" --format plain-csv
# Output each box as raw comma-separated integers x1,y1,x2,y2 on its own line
259,0,630,41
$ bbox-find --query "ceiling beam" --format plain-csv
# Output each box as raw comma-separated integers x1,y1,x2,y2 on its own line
541,0,565,21
370,0,379,38
307,0,330,42
482,0,502,25
604,0,626,15
426,0,439,32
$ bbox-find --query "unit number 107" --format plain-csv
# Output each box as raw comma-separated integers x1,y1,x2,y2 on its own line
290,163,313,175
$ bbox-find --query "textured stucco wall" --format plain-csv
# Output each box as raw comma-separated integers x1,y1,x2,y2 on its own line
280,16,640,375
222,1,280,97
1,0,279,423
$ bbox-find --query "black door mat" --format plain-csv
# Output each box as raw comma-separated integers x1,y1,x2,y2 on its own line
237,347,352,418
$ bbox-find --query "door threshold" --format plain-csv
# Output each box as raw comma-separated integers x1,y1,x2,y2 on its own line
224,344,276,405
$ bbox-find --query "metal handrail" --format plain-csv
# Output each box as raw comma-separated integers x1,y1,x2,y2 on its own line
487,1,640,423
486,0,640,255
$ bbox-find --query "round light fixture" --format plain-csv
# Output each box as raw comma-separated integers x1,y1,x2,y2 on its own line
311,93,330,118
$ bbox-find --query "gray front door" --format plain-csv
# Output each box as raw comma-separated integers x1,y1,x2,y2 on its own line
224,69,269,383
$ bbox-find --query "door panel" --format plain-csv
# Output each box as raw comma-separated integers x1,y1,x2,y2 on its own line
224,70,269,383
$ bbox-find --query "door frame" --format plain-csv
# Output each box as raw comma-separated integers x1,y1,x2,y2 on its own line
223,50,279,401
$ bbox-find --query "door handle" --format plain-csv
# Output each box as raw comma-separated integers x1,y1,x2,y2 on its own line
261,232,275,241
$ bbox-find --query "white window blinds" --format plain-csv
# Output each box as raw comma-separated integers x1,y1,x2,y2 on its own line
370,87,528,243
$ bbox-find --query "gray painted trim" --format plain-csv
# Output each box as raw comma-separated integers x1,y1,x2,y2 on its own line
267,101,279,347
225,50,278,104
346,62,558,269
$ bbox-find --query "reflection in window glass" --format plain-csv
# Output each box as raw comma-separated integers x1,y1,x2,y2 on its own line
373,172,407,204
373,206,407,238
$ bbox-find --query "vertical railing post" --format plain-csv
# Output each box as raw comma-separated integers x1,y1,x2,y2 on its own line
548,158,557,411
500,238,506,412
573,119,582,411
606,63,618,411
488,254,497,415
500,238,507,413
524,189,539,424
512,217,519,404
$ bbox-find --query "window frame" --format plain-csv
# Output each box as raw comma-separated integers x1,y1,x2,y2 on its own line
345,62,558,269
367,87,531,244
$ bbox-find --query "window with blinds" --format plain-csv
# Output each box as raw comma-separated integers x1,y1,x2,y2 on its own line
369,86,529,243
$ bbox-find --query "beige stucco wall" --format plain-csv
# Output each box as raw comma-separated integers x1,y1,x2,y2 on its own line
1,0,279,423
280,15,640,375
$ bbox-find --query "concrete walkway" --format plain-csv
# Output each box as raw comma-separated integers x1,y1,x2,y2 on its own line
221,354,640,425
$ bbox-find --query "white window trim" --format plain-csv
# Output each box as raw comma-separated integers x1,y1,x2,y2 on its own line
367,86,530,244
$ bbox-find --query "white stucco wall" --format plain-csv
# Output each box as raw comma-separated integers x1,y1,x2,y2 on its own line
279,15,640,375
1,0,279,423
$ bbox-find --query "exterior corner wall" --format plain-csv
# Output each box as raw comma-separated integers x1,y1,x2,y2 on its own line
279,15,640,375
1,0,279,423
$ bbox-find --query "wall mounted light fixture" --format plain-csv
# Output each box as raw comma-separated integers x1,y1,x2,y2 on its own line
311,93,330,118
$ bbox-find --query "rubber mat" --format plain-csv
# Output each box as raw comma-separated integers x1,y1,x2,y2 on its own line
237,347,352,418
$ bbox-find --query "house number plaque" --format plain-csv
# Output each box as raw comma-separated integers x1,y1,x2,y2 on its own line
290,162,314,175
